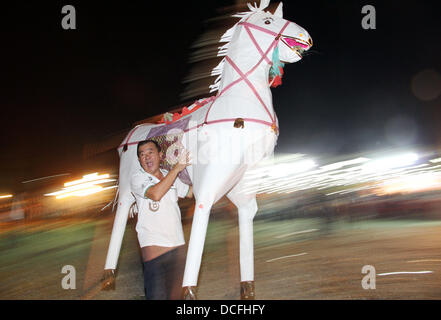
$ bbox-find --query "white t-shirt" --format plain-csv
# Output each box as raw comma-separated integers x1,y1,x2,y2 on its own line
130,167,189,248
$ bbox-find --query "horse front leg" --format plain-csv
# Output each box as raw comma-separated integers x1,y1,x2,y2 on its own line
238,198,258,300
227,186,258,300
182,159,248,299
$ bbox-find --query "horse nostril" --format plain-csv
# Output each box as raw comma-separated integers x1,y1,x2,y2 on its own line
308,37,313,46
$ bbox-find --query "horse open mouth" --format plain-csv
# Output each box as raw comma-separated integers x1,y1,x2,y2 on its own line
281,36,310,58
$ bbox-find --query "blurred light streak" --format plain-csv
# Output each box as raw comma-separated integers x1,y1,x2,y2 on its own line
0,194,13,199
275,229,318,238
64,173,110,187
242,150,441,197
22,173,70,184
319,157,370,171
407,259,441,263
45,179,116,196
44,172,116,199
102,185,118,191
362,152,418,171
377,271,433,276
378,172,441,195
266,252,308,263
56,186,104,199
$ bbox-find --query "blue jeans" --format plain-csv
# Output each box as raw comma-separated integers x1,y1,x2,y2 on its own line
143,246,185,300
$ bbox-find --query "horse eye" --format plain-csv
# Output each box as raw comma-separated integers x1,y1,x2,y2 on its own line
264,20,271,25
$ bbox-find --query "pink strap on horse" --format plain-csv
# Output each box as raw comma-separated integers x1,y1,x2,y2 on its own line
119,20,291,150
203,20,291,127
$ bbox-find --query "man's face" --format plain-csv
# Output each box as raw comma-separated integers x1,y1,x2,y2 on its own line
138,142,162,174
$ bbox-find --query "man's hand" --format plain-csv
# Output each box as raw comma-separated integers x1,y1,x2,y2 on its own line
173,149,191,173
147,149,192,202
101,269,116,291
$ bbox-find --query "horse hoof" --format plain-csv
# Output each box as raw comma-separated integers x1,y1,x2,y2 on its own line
183,286,197,300
101,270,116,291
240,281,255,300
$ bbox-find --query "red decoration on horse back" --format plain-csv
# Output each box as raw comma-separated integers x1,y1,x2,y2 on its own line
181,107,190,115
158,97,214,124
172,113,181,122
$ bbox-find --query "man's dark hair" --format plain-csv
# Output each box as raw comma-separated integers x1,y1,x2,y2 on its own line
137,139,161,157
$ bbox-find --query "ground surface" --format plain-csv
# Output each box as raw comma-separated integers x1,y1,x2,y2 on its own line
1,212,441,300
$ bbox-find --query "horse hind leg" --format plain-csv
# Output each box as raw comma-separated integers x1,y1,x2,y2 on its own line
227,184,258,300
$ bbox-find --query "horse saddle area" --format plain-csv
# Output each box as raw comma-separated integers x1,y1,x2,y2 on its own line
117,97,215,185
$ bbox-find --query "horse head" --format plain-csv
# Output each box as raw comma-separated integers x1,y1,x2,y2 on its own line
208,1,313,93
241,1,313,64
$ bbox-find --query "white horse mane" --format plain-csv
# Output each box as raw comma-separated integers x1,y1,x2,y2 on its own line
209,1,271,93
180,1,273,99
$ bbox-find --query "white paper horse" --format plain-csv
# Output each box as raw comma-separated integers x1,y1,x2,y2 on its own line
104,0,312,299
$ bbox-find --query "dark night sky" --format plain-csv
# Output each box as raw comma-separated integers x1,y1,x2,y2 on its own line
1,0,440,193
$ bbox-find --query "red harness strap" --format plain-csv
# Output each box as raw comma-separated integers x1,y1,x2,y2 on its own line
225,56,275,123
203,20,290,127
243,25,272,65
119,20,291,151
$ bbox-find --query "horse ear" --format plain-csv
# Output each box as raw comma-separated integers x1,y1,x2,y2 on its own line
273,2,283,18
259,0,271,10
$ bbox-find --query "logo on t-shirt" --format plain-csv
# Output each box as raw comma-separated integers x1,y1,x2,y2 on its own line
149,201,160,212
